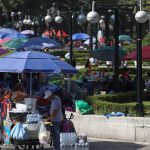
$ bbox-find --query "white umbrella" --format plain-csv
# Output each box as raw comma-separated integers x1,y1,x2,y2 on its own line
21,30,34,35
84,37,96,45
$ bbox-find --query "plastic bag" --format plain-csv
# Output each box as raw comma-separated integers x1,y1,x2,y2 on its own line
18,125,29,140
11,123,29,140
10,123,22,139
75,100,93,115
38,122,49,144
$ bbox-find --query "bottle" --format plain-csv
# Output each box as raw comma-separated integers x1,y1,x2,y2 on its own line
60,133,63,144
85,142,89,150
75,143,79,150
60,143,64,150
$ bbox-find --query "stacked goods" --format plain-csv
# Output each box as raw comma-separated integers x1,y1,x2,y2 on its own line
60,132,89,150
60,132,77,150
75,133,89,150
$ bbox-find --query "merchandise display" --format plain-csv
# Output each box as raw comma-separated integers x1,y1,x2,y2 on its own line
60,132,89,150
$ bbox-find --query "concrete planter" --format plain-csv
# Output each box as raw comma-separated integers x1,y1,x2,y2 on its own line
66,112,150,142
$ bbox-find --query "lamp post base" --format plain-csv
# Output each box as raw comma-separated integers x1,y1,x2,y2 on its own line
136,102,144,117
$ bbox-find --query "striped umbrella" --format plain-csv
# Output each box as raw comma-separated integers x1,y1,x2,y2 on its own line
2,38,28,49
0,38,11,45
0,48,15,57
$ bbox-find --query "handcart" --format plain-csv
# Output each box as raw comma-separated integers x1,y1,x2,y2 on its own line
10,116,52,150
9,111,41,150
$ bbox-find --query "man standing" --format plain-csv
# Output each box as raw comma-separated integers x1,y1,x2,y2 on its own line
43,90,63,150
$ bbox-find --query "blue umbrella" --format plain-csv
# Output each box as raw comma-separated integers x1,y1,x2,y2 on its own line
1,33,28,39
0,51,77,74
0,28,27,39
0,51,77,95
72,33,89,40
0,28,18,34
20,37,61,50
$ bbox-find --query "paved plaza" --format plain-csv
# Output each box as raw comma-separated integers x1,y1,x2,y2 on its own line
1,138,150,150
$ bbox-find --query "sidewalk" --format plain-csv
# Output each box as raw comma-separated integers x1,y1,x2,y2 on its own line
1,138,150,150
89,137,150,150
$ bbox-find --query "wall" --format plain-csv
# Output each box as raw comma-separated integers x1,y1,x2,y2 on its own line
66,112,150,142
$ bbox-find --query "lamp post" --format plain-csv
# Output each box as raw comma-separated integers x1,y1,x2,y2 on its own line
23,15,32,30
45,9,52,38
55,10,63,47
69,7,86,65
23,15,28,29
87,1,99,51
45,8,63,38
45,3,86,65
11,12,15,29
32,17,39,37
17,11,23,32
135,0,149,116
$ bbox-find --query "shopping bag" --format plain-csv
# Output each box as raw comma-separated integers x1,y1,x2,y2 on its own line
38,122,49,144
75,100,93,115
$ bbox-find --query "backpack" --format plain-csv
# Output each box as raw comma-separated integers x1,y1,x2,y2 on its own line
61,119,75,133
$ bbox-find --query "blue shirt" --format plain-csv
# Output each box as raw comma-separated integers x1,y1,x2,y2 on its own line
50,96,63,122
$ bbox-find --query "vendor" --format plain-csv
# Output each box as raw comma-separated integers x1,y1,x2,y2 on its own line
43,90,63,150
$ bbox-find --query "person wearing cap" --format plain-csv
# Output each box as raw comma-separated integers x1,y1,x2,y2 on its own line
43,90,63,150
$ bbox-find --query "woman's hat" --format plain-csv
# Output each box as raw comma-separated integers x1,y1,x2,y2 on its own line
44,90,52,99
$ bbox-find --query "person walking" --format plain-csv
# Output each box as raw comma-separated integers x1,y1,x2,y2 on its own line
43,90,63,150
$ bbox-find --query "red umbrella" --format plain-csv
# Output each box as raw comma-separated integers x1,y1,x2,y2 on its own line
43,29,56,37
56,30,68,38
123,46,150,61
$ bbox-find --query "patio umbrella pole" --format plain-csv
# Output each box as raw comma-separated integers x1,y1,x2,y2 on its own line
67,74,71,93
30,72,32,96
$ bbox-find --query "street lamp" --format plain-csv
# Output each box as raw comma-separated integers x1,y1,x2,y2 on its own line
77,6,87,25
16,11,23,32
23,15,28,26
11,12,15,29
134,0,149,116
32,17,39,36
45,9,52,38
87,1,100,51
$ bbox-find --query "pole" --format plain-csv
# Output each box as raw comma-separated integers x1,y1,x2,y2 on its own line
34,19,37,37
48,23,50,38
12,16,14,29
69,10,73,65
136,22,143,116
30,72,32,96
105,13,109,42
90,23,93,51
114,9,119,82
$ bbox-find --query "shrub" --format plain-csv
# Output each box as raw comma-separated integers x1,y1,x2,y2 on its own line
85,90,150,116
